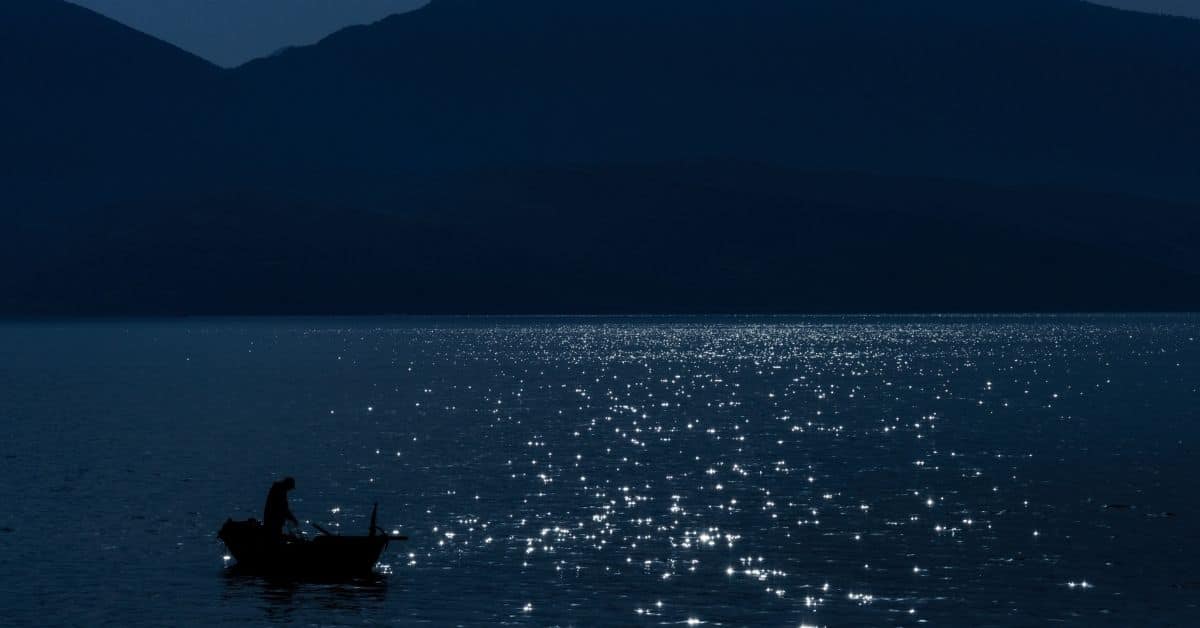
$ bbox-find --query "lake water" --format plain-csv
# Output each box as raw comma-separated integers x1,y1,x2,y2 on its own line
1,316,1198,626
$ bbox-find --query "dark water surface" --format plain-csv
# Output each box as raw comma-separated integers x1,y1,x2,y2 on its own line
1,316,1198,626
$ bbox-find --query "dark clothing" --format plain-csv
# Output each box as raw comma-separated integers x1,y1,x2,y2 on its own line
263,480,298,536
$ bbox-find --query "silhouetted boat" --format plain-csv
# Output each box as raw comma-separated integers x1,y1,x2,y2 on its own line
219,504,406,578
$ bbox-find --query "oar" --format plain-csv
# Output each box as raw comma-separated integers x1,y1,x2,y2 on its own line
311,522,335,536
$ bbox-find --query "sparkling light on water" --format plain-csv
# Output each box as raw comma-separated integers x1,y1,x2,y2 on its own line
1,316,1197,625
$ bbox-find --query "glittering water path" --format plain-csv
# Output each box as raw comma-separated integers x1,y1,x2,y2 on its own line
1,316,1197,626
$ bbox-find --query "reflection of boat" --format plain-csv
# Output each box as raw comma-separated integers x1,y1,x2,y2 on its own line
218,504,406,578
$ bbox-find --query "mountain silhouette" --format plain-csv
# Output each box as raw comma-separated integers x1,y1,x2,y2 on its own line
1,0,219,195
3,0,1200,314
228,0,1200,196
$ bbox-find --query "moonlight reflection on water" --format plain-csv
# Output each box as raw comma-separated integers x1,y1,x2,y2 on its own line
0,316,1197,625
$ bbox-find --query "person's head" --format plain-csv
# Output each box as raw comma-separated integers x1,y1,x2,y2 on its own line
282,477,296,491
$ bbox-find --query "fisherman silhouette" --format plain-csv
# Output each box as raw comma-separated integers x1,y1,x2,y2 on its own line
263,477,299,539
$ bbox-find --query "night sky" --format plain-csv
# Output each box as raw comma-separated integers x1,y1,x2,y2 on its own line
68,0,428,67
67,0,1199,67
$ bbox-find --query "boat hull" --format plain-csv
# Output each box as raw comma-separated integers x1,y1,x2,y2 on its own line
218,519,390,578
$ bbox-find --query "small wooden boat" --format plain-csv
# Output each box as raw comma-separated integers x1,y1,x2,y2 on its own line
219,504,406,578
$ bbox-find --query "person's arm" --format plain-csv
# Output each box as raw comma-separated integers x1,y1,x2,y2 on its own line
286,507,299,525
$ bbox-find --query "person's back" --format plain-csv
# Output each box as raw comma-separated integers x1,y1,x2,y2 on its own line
263,477,298,538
